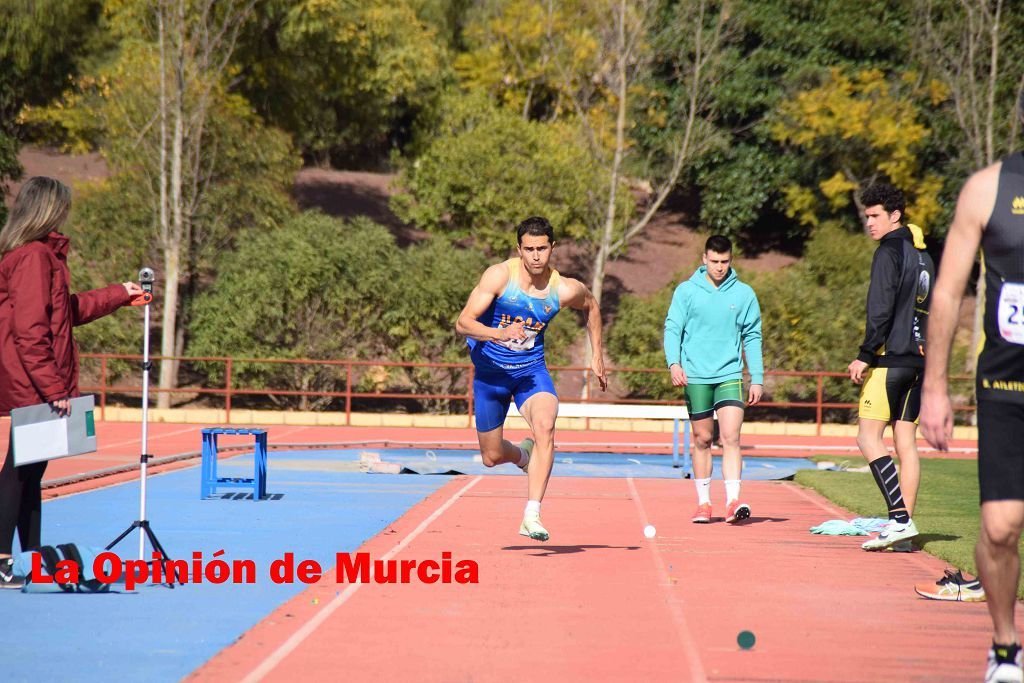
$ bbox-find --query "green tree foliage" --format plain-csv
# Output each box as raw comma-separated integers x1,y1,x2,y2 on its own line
28,42,299,232
751,223,874,378
409,0,473,51
914,0,1024,174
188,213,572,411
771,69,945,232
28,39,298,384
234,0,448,166
0,0,107,210
690,0,911,239
606,278,678,401
454,0,599,121
62,176,155,387
189,214,399,409
0,0,104,130
608,225,873,408
444,0,726,320
66,177,154,349
0,134,17,225
391,92,605,254
692,144,792,242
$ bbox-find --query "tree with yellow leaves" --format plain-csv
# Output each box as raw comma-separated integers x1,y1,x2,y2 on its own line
771,68,945,234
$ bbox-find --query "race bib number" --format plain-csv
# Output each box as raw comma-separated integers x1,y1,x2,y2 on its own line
998,282,1024,345
496,328,538,351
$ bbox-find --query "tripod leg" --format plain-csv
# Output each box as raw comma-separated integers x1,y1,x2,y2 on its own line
143,525,181,586
145,527,170,561
105,521,140,551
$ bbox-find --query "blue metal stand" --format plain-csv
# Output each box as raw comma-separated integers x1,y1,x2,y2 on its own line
201,428,268,500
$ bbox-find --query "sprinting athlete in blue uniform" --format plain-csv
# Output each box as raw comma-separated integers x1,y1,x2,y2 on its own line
457,216,607,541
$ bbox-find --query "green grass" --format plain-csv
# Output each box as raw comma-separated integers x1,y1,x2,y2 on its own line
795,455,1024,597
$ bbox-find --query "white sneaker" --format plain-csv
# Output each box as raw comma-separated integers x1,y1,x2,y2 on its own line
0,557,25,590
986,645,1024,683
519,512,549,541
861,518,919,551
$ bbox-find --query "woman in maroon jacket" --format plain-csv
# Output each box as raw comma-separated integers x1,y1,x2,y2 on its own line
0,176,142,588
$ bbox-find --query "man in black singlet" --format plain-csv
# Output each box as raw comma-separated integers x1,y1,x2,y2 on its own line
922,102,1024,683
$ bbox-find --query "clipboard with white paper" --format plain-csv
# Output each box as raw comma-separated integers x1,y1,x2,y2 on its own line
11,395,97,466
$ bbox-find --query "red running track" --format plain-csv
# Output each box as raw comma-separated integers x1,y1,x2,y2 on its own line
191,476,991,683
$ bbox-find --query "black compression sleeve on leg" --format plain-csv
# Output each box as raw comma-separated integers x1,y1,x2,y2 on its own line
868,456,909,523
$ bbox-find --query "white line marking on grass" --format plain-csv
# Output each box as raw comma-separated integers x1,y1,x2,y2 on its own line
627,477,708,683
241,475,483,683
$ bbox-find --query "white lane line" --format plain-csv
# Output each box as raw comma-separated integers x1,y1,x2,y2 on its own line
627,477,708,683
240,475,483,682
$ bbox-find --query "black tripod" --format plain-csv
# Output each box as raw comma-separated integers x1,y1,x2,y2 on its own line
106,267,178,585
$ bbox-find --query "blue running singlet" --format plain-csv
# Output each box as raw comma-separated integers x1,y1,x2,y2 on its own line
467,259,561,370
467,259,562,432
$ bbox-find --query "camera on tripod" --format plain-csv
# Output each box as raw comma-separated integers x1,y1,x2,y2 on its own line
106,265,177,585
131,267,155,306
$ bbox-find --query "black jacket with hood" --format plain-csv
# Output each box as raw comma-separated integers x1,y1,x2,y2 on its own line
856,224,934,369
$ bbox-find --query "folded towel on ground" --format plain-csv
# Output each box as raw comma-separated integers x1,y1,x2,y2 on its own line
809,517,889,535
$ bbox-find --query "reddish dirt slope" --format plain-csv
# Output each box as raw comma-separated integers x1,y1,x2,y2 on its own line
4,146,108,207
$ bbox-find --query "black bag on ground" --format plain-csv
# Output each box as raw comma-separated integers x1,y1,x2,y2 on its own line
15,543,114,593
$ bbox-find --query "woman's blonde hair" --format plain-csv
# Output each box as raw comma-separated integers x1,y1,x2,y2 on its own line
0,176,72,256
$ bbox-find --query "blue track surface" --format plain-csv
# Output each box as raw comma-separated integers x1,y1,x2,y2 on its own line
3,447,813,681
2,453,448,683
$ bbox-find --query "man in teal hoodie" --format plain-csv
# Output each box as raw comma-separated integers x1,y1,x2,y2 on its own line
663,235,764,524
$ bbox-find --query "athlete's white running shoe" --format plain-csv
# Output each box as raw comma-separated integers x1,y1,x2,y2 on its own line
986,645,1024,683
861,518,919,551
519,512,549,541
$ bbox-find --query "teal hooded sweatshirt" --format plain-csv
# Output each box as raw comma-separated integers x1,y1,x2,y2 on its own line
663,266,764,385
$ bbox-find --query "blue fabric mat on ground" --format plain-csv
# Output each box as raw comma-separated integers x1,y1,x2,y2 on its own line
307,448,813,480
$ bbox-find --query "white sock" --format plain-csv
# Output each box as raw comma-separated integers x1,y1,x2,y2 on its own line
725,479,741,503
517,446,530,468
695,477,711,505
525,500,541,516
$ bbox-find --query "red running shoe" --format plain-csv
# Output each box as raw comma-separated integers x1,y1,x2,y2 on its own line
725,500,751,524
691,503,712,523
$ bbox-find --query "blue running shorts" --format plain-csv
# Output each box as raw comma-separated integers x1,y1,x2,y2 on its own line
473,362,558,433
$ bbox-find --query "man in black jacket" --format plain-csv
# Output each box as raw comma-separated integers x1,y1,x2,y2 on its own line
847,183,934,552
